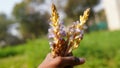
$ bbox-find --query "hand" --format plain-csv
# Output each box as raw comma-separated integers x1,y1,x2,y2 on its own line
38,53,85,68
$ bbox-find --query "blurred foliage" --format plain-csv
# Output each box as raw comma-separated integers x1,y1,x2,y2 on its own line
65,0,100,20
13,1,49,39
0,31,120,68
12,0,102,39
0,13,25,46
0,14,13,40
5,34,25,46
0,45,25,58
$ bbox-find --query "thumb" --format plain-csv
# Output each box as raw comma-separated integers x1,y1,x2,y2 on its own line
62,56,85,66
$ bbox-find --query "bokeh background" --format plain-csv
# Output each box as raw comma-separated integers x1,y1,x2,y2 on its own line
0,0,120,68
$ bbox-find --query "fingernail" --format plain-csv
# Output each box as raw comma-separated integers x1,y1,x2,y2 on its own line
79,58,85,64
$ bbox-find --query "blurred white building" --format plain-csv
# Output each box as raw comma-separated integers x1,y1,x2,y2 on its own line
103,0,120,30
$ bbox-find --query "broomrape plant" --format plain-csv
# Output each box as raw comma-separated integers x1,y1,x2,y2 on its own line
48,3,90,57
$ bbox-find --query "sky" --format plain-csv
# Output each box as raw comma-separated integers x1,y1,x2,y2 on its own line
0,0,22,17
0,0,103,17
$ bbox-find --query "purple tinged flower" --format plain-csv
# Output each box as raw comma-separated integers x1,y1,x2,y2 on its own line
73,21,79,25
80,30,84,35
75,34,83,39
77,30,84,39
60,22,64,25
58,37,64,41
59,22,65,30
69,35,74,41
48,28,54,33
58,23,66,37
80,34,83,39
48,27,55,39
73,22,76,25
60,30,66,37
75,28,81,33
49,42,54,48
48,33,55,39
69,27,75,33
76,21,80,24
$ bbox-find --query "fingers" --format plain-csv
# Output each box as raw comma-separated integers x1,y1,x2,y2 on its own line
45,53,85,67
62,57,85,66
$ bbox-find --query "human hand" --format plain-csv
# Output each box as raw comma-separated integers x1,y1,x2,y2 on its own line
38,53,85,68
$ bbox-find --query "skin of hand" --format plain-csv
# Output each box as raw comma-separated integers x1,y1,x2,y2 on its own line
38,53,85,68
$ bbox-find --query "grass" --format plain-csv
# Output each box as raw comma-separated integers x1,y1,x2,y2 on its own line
0,45,25,58
0,55,27,68
0,30,120,68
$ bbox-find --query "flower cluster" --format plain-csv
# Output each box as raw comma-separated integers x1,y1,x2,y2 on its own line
48,3,90,57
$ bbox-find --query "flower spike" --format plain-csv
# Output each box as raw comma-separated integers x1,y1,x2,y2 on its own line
48,3,90,57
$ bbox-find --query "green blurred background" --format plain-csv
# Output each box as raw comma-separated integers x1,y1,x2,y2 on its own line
0,0,120,68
